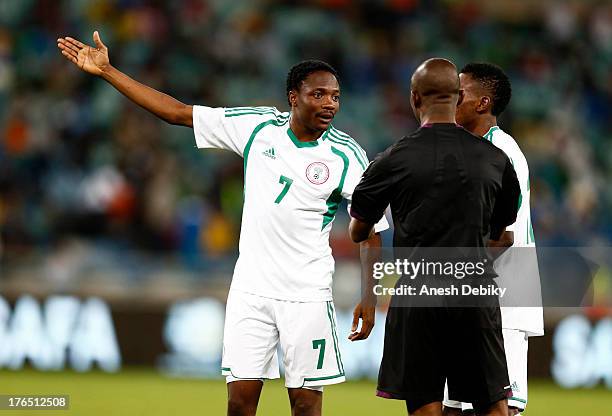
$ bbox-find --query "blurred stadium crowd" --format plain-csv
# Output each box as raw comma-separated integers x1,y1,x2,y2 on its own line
0,0,611,283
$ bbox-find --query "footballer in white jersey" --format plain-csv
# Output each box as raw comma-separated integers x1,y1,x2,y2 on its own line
194,103,387,386
57,33,387,416
483,125,544,338
194,105,386,301
444,63,544,415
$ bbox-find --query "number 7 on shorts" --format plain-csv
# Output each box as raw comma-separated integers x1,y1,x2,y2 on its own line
312,339,326,369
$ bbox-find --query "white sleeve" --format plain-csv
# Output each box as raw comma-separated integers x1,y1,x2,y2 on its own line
346,202,390,233
343,154,390,233
193,106,277,157
491,137,529,235
373,210,390,233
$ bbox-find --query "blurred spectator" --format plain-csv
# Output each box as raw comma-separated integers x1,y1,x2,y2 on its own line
0,0,610,281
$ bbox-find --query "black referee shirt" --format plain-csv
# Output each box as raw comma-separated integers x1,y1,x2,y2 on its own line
351,123,520,249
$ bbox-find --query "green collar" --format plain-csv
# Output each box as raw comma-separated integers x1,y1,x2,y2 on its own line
483,125,499,142
286,125,331,148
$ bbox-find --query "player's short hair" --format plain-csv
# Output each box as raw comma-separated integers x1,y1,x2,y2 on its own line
286,60,339,106
460,63,512,116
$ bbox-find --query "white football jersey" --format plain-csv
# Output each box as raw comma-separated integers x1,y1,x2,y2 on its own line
193,106,388,301
485,126,544,336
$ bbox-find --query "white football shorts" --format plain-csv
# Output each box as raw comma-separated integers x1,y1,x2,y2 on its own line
221,289,346,389
443,328,529,411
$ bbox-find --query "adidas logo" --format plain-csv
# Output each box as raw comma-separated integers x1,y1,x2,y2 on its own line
262,147,277,159
510,381,520,392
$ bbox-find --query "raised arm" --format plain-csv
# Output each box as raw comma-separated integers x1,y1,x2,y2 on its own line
57,31,192,127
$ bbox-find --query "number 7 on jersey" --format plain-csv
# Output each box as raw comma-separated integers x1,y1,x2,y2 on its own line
274,175,293,204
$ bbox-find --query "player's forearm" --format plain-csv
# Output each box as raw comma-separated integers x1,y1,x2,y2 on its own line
359,232,382,305
100,65,193,127
488,230,513,260
349,217,374,243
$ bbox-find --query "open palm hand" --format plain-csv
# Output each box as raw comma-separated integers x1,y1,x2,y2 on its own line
57,31,109,76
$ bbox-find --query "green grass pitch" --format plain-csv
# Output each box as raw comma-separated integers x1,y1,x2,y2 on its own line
0,369,610,415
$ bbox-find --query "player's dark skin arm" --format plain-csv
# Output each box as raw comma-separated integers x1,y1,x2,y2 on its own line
57,31,193,127
442,407,462,416
349,232,382,341
349,217,375,244
488,230,514,260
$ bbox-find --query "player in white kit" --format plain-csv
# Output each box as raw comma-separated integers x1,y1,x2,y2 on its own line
445,63,544,415
58,32,387,416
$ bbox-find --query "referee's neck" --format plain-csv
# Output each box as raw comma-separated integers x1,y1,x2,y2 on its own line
419,113,457,126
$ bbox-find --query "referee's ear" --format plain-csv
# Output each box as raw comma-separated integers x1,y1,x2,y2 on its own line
411,90,421,108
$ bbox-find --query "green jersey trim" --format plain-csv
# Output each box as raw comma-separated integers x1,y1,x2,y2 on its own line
527,219,535,245
286,128,320,148
321,125,332,141
483,125,500,142
227,112,289,120
243,118,290,192
225,107,289,121
326,301,344,374
484,125,525,214
221,367,274,380
303,373,345,383
327,130,367,170
508,397,527,404
322,191,342,230
322,146,349,230
331,127,368,160
329,302,345,373
226,106,277,112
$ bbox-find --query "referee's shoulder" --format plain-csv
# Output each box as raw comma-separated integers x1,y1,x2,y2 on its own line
394,126,434,147
368,137,405,168
461,127,505,152
464,130,513,168
384,130,421,154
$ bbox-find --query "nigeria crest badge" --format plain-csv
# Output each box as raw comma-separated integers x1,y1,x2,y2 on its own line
306,162,329,185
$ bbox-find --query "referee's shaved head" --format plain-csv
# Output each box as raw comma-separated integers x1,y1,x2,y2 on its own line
412,58,460,99
410,58,462,123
